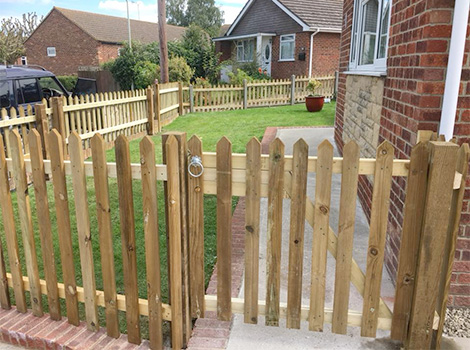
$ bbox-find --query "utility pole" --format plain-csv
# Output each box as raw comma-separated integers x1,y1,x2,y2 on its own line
158,0,169,83
126,0,135,90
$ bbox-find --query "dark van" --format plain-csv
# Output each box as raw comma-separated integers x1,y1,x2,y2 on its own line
0,65,96,110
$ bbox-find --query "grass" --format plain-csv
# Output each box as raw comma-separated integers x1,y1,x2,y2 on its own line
0,102,335,339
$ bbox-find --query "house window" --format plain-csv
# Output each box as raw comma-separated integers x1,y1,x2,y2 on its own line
350,0,391,72
21,56,27,65
47,47,56,57
236,39,254,62
279,34,295,61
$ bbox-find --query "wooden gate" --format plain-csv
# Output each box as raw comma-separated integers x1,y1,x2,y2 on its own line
179,133,469,350
0,128,467,350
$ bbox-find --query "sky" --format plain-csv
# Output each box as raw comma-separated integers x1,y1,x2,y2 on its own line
0,0,245,25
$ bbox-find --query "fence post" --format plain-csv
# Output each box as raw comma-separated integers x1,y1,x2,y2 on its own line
178,82,184,116
51,97,67,154
162,131,191,347
189,85,194,114
146,87,155,136
290,75,296,105
243,79,248,109
34,103,49,158
406,142,459,350
434,143,470,348
155,83,161,132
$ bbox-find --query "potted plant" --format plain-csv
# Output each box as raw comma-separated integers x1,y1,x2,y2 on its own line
305,79,324,112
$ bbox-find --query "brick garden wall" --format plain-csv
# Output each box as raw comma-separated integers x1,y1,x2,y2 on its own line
24,9,100,75
335,0,470,306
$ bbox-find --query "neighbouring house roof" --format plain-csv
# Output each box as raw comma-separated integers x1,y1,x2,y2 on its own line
42,7,186,44
223,0,343,37
219,24,231,36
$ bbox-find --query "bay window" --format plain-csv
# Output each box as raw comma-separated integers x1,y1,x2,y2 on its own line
350,0,391,73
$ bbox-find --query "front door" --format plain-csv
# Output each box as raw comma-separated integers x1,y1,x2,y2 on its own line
261,37,272,76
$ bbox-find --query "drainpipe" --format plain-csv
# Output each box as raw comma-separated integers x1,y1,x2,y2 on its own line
439,0,470,140
308,28,320,78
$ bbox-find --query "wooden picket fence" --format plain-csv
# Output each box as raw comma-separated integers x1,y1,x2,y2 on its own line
0,75,335,159
188,75,335,112
0,126,466,349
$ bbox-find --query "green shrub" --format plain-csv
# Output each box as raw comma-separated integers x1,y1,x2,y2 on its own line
57,75,78,91
134,61,158,88
168,56,194,84
227,69,253,85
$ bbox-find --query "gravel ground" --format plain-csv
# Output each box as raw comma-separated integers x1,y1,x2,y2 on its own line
443,308,470,337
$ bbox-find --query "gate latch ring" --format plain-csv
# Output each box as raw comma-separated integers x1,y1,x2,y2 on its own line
188,155,204,178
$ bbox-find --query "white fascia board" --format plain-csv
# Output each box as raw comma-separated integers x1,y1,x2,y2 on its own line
309,27,342,33
272,0,310,31
213,33,276,42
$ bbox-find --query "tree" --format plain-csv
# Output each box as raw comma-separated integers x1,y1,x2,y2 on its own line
181,25,220,83
167,0,186,26
166,0,224,37
0,12,43,64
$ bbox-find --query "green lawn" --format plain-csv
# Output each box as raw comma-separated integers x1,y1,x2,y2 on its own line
0,102,335,338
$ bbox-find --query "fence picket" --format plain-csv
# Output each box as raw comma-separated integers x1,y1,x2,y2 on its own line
90,134,119,339
69,132,99,331
9,130,43,317
188,135,205,318
406,142,459,349
244,137,261,324
265,138,285,327
217,137,232,321
18,108,29,154
0,137,22,311
309,140,334,332
361,141,394,337
29,130,61,320
140,136,163,349
391,142,429,341
48,130,80,325
166,135,184,350
332,141,360,334
115,135,141,344
286,139,309,329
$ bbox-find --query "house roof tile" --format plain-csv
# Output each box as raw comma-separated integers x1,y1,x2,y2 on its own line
278,0,344,31
54,7,186,44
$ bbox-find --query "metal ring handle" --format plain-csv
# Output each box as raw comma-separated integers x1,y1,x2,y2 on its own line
188,155,204,178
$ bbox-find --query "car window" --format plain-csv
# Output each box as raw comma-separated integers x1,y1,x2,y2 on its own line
38,77,63,91
17,79,41,105
0,81,12,108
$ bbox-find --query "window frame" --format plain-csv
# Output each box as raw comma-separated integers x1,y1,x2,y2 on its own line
235,39,255,63
279,34,296,62
349,0,391,73
47,47,56,57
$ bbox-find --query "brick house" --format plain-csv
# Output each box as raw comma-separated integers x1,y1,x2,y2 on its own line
213,0,343,80
334,0,470,307
23,7,186,75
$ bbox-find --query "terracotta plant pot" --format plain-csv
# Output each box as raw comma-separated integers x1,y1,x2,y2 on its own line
305,95,325,112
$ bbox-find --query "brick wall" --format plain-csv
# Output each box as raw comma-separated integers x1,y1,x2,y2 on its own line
24,9,99,75
311,32,341,77
335,0,470,307
97,44,121,64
